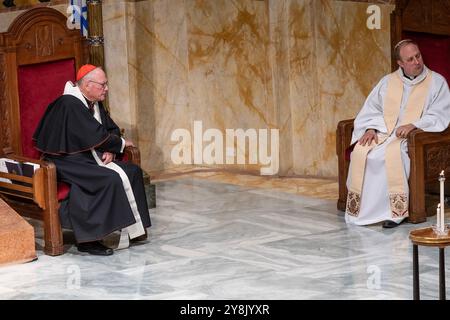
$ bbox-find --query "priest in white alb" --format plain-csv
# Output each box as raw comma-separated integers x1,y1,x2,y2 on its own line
345,39,450,228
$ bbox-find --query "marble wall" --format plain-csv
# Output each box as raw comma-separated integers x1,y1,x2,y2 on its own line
288,0,393,176
0,0,394,178
102,0,393,177
103,0,138,142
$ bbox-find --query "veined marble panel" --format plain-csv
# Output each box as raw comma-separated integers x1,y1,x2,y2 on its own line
103,0,139,140
268,0,294,175
133,0,190,172
285,0,318,177
1,0,395,179
128,0,392,177
72,0,395,178
186,0,275,170
289,0,393,176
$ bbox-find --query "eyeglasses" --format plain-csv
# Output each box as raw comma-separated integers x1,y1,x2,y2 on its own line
89,80,108,89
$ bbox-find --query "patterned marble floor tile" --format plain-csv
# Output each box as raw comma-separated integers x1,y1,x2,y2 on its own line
0,178,447,300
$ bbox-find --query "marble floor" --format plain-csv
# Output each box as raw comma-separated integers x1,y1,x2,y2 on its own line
0,176,445,300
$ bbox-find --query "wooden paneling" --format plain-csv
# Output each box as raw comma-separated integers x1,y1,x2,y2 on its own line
402,0,450,35
391,0,450,69
0,7,85,155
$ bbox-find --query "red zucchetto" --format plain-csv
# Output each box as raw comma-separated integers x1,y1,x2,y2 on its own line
76,64,98,81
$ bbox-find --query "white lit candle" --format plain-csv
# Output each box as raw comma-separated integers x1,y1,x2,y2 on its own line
437,204,441,231
436,203,441,232
439,171,446,232
438,204,443,233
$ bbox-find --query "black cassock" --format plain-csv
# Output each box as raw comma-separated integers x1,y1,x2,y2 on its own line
33,95,151,242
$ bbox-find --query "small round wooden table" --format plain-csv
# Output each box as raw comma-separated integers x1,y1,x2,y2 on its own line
409,226,450,300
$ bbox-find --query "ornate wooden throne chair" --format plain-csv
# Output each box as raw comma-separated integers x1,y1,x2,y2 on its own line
336,0,450,224
0,7,142,255
336,120,450,223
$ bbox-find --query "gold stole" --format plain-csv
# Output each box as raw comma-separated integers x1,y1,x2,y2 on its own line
346,71,432,218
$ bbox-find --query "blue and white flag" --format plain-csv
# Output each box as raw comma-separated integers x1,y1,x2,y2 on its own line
68,0,88,37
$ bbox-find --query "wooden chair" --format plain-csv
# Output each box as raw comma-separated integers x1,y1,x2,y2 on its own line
0,7,141,255
336,120,450,224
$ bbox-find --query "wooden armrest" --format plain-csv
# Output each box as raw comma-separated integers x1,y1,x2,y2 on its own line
336,118,355,155
119,127,141,165
407,126,450,191
337,119,355,131
124,146,141,166
33,162,58,210
408,126,450,147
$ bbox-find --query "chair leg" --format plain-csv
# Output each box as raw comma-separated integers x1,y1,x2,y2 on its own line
42,208,64,256
407,137,428,224
407,209,427,224
337,197,347,212
407,192,427,224
337,165,349,212
408,150,427,224
44,242,64,256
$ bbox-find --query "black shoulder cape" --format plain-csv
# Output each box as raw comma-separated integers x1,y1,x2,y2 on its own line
33,95,121,155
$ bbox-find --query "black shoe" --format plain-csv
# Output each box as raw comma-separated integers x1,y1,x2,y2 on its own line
382,220,404,229
77,241,113,256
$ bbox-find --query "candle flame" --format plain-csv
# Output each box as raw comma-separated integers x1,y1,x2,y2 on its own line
441,170,445,175
438,203,441,208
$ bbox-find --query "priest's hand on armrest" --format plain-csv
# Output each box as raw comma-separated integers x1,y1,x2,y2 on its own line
358,129,378,146
395,124,416,139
